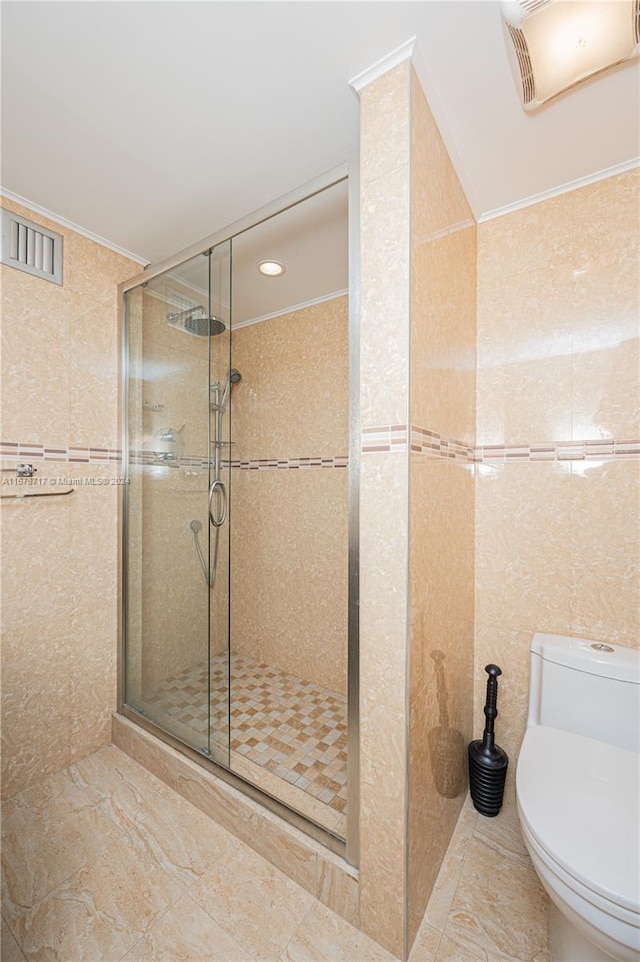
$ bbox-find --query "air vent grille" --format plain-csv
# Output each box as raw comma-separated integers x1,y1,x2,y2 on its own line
0,208,63,285
635,0,640,44
507,23,536,104
518,0,553,12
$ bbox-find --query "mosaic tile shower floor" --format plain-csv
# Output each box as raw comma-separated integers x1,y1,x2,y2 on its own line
143,654,348,821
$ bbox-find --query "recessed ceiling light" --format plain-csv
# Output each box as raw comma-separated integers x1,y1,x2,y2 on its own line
258,259,286,277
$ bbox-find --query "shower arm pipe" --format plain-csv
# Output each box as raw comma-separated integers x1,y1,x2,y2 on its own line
166,305,207,324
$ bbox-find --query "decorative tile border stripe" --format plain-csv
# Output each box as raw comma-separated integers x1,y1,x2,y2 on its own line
362,428,640,463
128,451,349,471
474,439,640,462
410,426,473,462
5,434,639,468
361,424,408,453
0,440,121,464
129,451,210,470
230,456,348,471
0,444,349,471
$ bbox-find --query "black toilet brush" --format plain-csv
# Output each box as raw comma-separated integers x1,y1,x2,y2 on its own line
468,664,509,817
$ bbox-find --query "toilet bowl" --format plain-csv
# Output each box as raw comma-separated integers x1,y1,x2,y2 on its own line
516,634,640,962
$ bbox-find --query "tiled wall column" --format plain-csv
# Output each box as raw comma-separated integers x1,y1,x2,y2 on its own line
357,59,411,959
356,53,478,959
407,71,476,949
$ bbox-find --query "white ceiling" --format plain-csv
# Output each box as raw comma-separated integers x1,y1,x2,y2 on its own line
152,178,348,324
1,1,639,266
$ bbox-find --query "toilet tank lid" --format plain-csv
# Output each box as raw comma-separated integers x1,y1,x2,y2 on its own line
531,633,640,684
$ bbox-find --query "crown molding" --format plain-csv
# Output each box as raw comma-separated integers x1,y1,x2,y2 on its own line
0,188,149,265
233,289,348,331
348,38,480,218
478,158,640,222
348,38,416,94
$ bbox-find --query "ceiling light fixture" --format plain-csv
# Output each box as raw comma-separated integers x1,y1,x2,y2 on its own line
502,0,640,111
257,259,286,277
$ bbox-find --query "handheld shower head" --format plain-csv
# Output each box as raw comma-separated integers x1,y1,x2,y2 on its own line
220,369,242,410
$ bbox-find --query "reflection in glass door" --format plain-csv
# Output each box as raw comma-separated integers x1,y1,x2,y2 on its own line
123,242,231,765
226,180,350,837
121,176,352,851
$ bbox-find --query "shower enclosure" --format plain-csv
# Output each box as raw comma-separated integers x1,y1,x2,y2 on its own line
119,174,357,858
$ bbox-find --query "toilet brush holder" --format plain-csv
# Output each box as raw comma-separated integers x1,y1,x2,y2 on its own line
468,664,509,817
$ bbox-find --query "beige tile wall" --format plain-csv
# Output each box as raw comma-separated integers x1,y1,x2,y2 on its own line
475,170,640,776
407,72,476,951
230,297,348,461
229,297,349,694
231,467,349,694
0,197,139,799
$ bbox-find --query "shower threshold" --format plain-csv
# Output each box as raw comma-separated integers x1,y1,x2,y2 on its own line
136,653,347,837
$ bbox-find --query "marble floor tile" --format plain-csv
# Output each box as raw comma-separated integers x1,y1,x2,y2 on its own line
422,850,465,934
190,843,316,962
1,776,122,927
407,921,441,962
1,918,27,962
2,739,549,962
280,901,398,962
422,798,477,933
2,764,104,824
434,931,510,962
71,744,179,824
442,835,549,962
472,784,529,861
7,833,185,962
122,893,253,961
74,748,241,891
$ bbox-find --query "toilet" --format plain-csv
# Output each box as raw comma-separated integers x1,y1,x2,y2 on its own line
516,633,640,962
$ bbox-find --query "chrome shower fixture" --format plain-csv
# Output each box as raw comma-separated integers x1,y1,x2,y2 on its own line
189,519,211,587
166,305,226,337
220,369,242,410
210,369,242,412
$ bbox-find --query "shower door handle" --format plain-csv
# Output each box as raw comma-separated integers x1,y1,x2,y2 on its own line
208,479,227,527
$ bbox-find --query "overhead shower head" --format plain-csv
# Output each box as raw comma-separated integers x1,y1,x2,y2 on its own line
166,306,226,337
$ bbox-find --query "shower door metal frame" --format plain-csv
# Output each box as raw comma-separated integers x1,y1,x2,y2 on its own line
117,161,360,866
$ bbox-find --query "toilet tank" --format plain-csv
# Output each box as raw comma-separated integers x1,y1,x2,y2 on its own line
527,633,640,754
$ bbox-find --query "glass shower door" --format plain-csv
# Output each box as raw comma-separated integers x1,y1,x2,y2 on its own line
123,241,231,767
